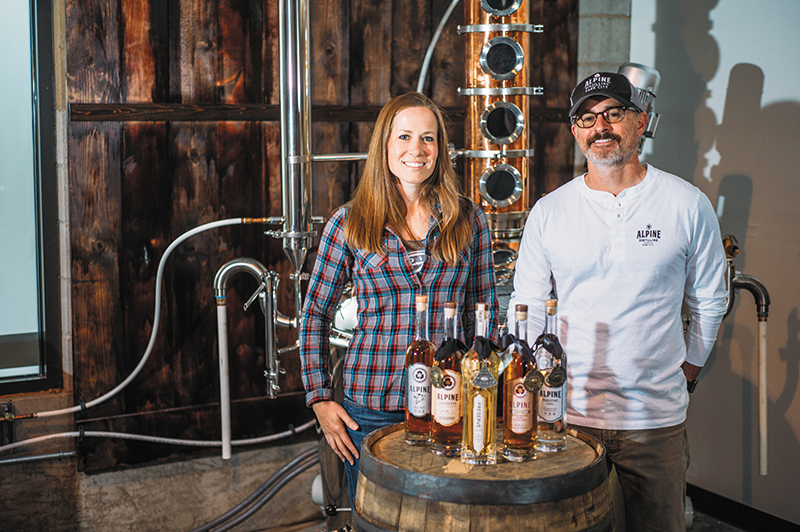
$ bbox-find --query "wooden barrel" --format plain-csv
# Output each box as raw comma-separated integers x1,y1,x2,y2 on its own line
353,423,613,532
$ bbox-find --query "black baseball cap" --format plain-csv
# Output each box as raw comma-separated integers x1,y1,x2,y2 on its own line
569,72,644,117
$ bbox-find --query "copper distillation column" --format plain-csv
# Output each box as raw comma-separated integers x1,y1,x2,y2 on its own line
459,0,543,305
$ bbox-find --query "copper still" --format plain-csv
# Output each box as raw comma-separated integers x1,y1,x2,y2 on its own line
459,0,542,288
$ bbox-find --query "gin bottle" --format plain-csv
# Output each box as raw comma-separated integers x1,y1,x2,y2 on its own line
461,302,500,465
431,301,465,457
535,299,567,452
405,295,435,445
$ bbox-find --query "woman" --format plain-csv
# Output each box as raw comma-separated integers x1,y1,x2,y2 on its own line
299,92,498,503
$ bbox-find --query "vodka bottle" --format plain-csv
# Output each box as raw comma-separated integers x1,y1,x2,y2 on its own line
502,304,542,461
405,295,435,445
535,299,567,452
461,302,500,465
430,301,464,457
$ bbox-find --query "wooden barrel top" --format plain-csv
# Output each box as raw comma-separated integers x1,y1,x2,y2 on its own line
359,423,609,505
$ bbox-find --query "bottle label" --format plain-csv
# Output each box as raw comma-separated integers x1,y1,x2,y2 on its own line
538,384,565,423
472,394,485,453
433,370,461,426
407,363,431,417
472,365,497,389
509,377,533,434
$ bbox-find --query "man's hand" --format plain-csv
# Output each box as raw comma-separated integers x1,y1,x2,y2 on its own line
312,400,360,465
681,361,702,383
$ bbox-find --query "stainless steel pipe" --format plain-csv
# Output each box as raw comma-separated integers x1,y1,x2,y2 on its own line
278,0,315,277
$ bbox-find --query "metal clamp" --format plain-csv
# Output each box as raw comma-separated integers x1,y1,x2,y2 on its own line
458,23,544,34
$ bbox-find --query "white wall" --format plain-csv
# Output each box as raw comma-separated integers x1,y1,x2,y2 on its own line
630,0,800,524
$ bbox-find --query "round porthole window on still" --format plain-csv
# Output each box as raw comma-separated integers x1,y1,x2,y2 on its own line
480,36,525,81
480,101,524,145
480,164,523,208
480,0,522,17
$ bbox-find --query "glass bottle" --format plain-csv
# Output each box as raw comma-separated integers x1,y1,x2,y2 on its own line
431,301,464,457
502,304,541,461
535,298,568,452
405,294,435,445
461,302,500,465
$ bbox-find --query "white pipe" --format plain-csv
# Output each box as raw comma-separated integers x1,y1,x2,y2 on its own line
416,0,461,94
31,217,252,419
217,303,232,460
0,418,317,454
759,319,768,476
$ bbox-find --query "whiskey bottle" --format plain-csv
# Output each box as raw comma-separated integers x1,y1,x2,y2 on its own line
502,304,542,461
405,294,435,445
461,302,500,465
430,301,465,457
535,299,568,452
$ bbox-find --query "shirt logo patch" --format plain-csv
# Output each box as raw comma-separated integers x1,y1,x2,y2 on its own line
637,224,661,246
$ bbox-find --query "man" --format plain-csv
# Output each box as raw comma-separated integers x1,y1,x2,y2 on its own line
508,72,727,531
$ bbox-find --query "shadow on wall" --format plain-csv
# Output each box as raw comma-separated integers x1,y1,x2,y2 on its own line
645,0,719,185
644,0,800,524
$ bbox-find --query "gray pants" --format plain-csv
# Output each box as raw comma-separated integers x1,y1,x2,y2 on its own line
572,422,689,532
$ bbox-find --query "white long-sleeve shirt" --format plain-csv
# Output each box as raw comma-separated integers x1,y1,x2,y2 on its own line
508,165,727,430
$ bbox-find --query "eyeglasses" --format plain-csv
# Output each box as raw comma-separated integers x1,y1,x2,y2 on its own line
570,106,633,129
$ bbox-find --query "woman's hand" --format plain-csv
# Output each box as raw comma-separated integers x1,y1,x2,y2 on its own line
312,400,361,465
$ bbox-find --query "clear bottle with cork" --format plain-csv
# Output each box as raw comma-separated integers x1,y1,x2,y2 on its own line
502,304,543,461
535,298,567,452
405,294,435,445
430,301,465,457
461,302,500,465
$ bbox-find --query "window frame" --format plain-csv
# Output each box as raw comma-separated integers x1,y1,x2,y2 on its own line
0,0,62,395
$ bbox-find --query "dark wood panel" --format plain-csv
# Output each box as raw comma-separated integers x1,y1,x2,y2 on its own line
391,0,430,95
76,393,315,472
531,0,579,196
67,0,125,422
64,0,579,473
429,0,465,107
69,102,567,122
349,0,392,106
121,0,159,103
70,122,126,420
311,0,349,106
66,0,121,103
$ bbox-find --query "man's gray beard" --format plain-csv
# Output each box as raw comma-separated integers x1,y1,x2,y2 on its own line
585,145,637,168
584,150,634,168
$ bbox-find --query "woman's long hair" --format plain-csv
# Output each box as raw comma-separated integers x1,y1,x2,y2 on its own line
344,92,473,265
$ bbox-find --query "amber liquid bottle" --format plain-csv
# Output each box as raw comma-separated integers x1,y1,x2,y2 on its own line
503,304,538,461
536,298,568,452
405,295,435,445
461,302,500,465
431,301,463,457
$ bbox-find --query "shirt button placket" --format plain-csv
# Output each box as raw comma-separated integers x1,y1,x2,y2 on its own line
611,199,624,257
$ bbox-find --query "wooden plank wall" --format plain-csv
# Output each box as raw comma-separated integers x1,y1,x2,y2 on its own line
66,0,577,472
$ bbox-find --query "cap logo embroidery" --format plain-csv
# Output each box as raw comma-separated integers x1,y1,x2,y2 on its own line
585,74,612,93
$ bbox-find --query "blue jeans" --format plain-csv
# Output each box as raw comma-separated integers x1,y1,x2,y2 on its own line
342,397,405,506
